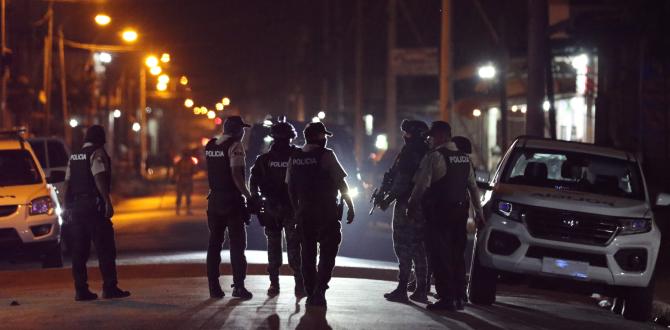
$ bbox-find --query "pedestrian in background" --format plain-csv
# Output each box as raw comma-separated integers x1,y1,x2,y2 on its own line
174,149,196,215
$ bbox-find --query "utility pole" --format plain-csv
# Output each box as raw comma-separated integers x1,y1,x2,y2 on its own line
439,0,452,122
0,0,7,129
526,0,548,137
43,2,54,135
498,14,508,149
386,0,397,148
354,0,364,165
58,27,70,147
139,67,147,177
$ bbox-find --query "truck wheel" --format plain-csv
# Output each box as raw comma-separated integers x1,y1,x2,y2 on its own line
622,276,655,322
42,243,64,268
468,252,497,305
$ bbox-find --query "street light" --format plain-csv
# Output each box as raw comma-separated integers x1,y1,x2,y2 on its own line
207,111,216,120
94,14,111,26
160,53,170,63
473,109,482,117
158,74,170,85
113,109,122,118
184,98,194,108
121,29,138,43
317,111,326,120
149,66,162,76
132,122,141,132
222,97,231,106
156,82,167,91
179,76,188,85
69,118,79,128
97,52,112,64
215,102,224,111
478,64,496,80
145,55,159,68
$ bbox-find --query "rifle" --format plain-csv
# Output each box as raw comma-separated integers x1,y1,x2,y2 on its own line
369,170,394,215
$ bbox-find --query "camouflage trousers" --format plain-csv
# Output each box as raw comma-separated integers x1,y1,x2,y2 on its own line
392,201,428,289
265,222,302,285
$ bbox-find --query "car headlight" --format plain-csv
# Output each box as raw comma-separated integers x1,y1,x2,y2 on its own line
619,218,651,235
494,200,522,222
29,196,55,216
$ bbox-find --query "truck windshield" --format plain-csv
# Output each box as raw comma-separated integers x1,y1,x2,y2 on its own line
0,150,43,186
501,148,645,200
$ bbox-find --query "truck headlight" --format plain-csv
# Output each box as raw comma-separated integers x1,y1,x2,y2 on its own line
494,200,522,222
29,196,55,216
619,218,651,235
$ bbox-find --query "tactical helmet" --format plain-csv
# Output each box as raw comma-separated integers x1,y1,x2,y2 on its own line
270,122,297,140
400,119,429,136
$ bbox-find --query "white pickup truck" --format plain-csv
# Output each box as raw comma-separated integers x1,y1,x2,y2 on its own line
468,136,669,322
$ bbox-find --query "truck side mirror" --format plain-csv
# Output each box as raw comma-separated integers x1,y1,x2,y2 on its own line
475,170,492,190
656,193,670,207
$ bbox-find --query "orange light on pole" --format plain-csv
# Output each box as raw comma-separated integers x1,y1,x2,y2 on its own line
145,55,159,68
94,14,111,26
149,66,162,76
158,74,170,85
215,103,224,111
222,97,231,106
160,53,170,63
184,98,194,108
156,82,168,91
179,76,188,85
121,29,138,43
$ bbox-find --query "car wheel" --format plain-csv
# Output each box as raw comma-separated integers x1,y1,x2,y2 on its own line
468,251,497,305
42,243,64,268
622,276,655,322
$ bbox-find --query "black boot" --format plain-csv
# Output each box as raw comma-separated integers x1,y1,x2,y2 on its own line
75,289,98,301
306,289,327,307
232,284,253,300
209,280,225,299
427,299,456,311
294,276,306,297
267,282,280,296
102,286,131,299
384,282,409,303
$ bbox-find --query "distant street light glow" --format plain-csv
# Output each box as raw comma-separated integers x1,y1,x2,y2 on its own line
145,55,159,68
222,97,231,106
160,53,171,63
473,109,482,117
69,119,79,128
184,99,194,108
179,76,188,85
98,52,112,64
149,66,162,76
207,111,216,120
156,82,168,91
311,116,320,123
113,109,122,118
317,111,326,120
375,134,389,150
94,14,111,26
132,122,141,132
478,64,496,79
215,103,224,111
158,74,170,85
543,100,551,111
363,114,374,136
121,29,138,43
193,107,200,115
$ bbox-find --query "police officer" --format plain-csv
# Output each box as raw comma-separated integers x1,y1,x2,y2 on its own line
205,116,253,299
286,122,355,307
408,121,485,311
174,149,196,215
249,121,304,296
62,125,130,301
379,120,430,303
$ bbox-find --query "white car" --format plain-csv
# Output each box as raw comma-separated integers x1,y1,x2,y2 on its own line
469,137,668,322
0,131,63,268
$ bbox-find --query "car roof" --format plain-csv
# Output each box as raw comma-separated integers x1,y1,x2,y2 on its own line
513,137,634,161
0,138,30,151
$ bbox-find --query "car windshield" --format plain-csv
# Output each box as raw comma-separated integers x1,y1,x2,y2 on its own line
501,148,645,200
0,150,43,186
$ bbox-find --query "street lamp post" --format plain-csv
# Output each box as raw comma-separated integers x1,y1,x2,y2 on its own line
478,62,508,150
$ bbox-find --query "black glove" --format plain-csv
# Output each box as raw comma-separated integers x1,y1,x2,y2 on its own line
247,195,262,215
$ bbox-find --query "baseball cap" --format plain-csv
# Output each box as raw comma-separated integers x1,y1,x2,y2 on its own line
303,122,333,138
223,116,250,132
425,121,452,137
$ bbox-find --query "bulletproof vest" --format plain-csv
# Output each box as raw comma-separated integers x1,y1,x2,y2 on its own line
289,147,338,215
68,145,110,198
393,142,429,200
205,138,239,196
257,145,298,202
427,147,470,204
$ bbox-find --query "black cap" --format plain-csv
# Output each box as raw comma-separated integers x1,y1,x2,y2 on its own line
270,122,297,139
84,125,106,145
400,119,429,135
223,116,250,133
303,122,333,139
425,121,452,137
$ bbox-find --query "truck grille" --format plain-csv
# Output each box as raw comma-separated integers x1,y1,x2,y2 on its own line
523,206,620,246
0,205,17,217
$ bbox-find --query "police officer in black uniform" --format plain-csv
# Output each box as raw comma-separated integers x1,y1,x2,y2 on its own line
205,116,253,299
250,121,305,296
62,125,130,301
378,120,430,303
286,122,355,307
408,121,485,311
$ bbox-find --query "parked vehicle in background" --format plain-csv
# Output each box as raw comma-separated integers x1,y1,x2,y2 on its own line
469,136,668,322
0,131,63,268
27,137,70,196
